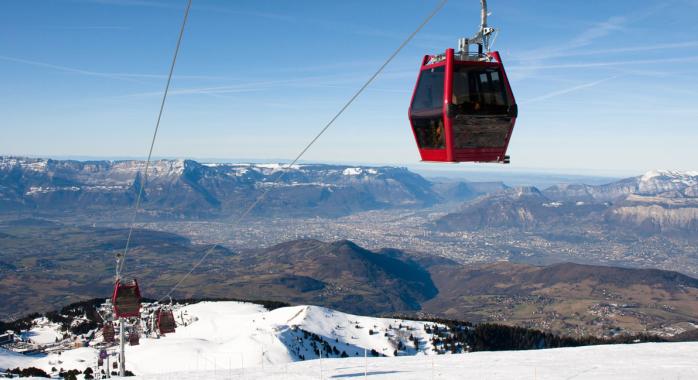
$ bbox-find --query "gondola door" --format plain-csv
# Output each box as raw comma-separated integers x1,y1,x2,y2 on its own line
448,50,517,163
408,55,450,162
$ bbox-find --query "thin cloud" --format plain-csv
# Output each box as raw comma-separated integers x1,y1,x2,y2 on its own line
569,16,627,49
0,55,226,82
114,72,414,100
518,15,629,62
509,55,698,71
521,76,617,104
193,5,296,22
0,55,147,84
76,0,295,21
514,41,698,61
70,0,443,49
113,73,362,98
75,0,177,9
42,25,132,31
512,4,670,81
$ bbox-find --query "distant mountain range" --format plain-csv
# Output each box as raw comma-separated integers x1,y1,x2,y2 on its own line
435,186,607,230
3,156,698,234
4,157,697,227
435,170,698,234
0,157,438,218
544,169,698,201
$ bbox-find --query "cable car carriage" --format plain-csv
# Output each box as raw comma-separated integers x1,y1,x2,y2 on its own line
112,278,141,318
102,322,115,343
129,328,140,346
156,308,177,335
408,0,517,163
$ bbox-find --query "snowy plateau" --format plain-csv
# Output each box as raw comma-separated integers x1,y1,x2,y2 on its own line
1,301,697,379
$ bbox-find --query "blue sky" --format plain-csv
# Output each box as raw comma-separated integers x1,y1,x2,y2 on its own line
1,0,697,175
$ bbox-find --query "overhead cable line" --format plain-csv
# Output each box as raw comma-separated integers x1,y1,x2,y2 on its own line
118,0,193,277
157,0,450,301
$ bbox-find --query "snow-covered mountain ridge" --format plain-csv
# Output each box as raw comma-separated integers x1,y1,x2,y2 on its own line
0,157,413,187
544,169,698,201
0,157,436,217
638,169,698,195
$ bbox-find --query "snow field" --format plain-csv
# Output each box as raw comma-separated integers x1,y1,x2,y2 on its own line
2,301,442,377
129,342,698,380
2,301,697,379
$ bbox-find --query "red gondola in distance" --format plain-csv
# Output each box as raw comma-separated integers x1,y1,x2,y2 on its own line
102,322,115,343
157,308,176,335
408,1,517,164
129,329,140,346
112,278,141,318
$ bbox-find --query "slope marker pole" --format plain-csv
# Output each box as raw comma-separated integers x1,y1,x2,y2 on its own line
431,356,435,380
119,318,125,377
364,348,368,378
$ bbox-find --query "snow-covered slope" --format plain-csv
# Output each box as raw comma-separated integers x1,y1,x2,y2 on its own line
1,301,443,377
1,301,697,379
126,302,442,376
3,343,697,380
639,169,698,196
136,342,698,380
545,169,698,202
18,317,63,345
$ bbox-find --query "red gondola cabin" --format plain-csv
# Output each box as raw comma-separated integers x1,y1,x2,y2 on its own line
408,48,517,163
112,279,141,318
129,329,140,346
156,309,176,335
102,322,115,343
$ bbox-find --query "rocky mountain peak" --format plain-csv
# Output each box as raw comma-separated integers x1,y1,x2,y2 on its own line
507,186,545,198
638,169,698,197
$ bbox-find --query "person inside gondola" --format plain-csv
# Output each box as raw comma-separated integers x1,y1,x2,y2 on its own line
432,119,444,148
452,67,508,116
420,118,444,149
472,100,481,112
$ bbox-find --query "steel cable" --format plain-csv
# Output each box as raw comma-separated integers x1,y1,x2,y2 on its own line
118,0,193,277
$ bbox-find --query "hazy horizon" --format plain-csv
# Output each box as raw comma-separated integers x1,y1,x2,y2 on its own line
1,152,634,176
